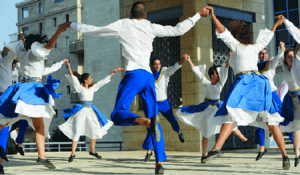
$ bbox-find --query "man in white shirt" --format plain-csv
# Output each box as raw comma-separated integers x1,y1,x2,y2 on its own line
143,57,185,162
63,2,209,173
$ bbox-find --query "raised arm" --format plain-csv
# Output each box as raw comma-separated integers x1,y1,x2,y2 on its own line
276,15,300,43
186,54,210,85
63,20,122,39
66,61,73,75
44,24,66,50
42,59,68,76
269,42,285,70
153,7,209,37
165,56,184,76
92,67,122,92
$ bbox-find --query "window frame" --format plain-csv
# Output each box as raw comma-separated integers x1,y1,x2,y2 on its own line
22,7,28,19
39,2,42,14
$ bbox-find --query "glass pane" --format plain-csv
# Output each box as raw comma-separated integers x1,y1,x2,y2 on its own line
288,0,298,10
276,30,289,45
22,7,28,18
288,10,299,27
274,0,287,12
39,3,42,14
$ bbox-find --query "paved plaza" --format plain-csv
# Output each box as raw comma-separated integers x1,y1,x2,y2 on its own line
2,145,299,174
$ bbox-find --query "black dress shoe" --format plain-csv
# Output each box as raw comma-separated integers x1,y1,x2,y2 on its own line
282,156,290,170
201,156,207,164
178,133,185,143
144,152,152,162
295,156,300,167
89,152,102,159
15,144,25,156
3,155,8,162
155,164,164,174
36,158,56,169
243,137,253,145
203,149,223,163
255,149,267,161
150,115,161,142
0,164,4,174
68,155,75,163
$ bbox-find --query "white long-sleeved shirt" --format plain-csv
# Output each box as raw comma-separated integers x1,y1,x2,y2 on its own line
0,51,17,92
258,47,284,91
5,40,51,79
71,13,201,73
192,65,228,100
65,74,111,101
155,62,181,101
284,19,300,87
216,28,274,74
16,61,64,77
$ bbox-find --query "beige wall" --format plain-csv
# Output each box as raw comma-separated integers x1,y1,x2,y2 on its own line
120,0,266,152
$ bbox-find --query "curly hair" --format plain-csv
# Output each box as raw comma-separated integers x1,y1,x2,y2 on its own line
24,34,48,51
283,48,293,67
229,20,252,45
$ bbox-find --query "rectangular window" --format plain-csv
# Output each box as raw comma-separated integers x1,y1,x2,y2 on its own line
274,0,299,49
66,86,70,94
66,14,69,22
54,109,58,118
66,37,69,46
22,27,28,35
39,2,42,14
53,18,56,26
39,23,43,35
22,7,28,19
54,0,64,3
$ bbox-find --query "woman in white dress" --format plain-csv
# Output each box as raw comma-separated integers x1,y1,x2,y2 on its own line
0,25,66,169
278,48,300,167
59,62,122,163
205,6,289,169
176,54,250,163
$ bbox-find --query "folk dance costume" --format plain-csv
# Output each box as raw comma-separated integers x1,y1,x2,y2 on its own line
143,63,183,159
213,28,283,130
0,40,62,140
0,51,16,162
176,65,228,138
69,11,202,167
59,74,113,141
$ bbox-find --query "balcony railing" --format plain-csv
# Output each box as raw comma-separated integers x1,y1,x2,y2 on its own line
70,39,84,54
9,32,24,43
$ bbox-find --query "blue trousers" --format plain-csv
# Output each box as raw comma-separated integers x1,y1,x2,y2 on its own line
10,120,28,144
111,69,166,162
255,128,294,146
0,127,9,159
143,99,180,151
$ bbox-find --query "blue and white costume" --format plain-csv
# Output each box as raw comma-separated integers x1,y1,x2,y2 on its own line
0,40,61,138
59,75,113,140
213,28,283,128
143,63,182,150
176,65,228,138
0,50,16,159
255,48,284,146
70,12,202,162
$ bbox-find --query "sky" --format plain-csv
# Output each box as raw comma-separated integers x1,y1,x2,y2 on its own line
0,0,24,50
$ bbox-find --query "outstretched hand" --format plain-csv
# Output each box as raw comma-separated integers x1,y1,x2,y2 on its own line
206,6,214,16
279,41,285,53
199,6,210,17
57,24,67,33
275,15,286,23
62,59,69,64
62,22,72,29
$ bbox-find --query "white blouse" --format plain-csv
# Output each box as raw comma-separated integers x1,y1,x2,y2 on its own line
259,47,284,92
5,40,51,79
192,65,228,100
65,74,111,101
0,51,17,92
216,28,274,75
284,19,300,87
155,62,181,101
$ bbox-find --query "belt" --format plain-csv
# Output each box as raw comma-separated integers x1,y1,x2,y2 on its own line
204,98,220,106
80,101,93,108
21,77,42,83
235,70,260,77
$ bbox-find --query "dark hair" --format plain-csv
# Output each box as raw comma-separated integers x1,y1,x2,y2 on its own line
24,34,48,51
1,47,8,58
130,2,147,19
208,65,220,80
13,59,17,65
151,58,161,65
283,48,293,67
229,20,252,45
73,71,91,85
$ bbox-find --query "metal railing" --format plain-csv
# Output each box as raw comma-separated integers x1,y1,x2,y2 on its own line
23,141,122,152
70,39,84,54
